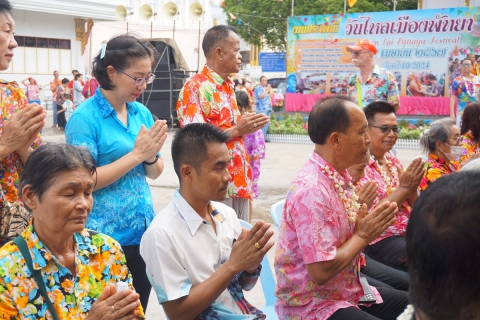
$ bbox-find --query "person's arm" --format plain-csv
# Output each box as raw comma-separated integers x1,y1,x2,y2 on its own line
303,200,398,285
21,78,29,87
375,157,424,208
143,155,164,180
93,122,167,190
387,74,401,112
450,95,457,119
74,81,83,92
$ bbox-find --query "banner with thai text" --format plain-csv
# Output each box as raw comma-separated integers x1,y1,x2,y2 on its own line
286,7,480,114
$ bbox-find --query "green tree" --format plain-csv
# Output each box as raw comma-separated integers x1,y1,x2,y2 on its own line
223,0,418,51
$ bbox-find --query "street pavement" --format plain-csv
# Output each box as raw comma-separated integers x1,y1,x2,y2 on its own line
41,110,421,319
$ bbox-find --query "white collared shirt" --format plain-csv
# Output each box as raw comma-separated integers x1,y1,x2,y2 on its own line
140,190,264,319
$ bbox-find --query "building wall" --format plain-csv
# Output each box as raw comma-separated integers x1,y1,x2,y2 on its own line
8,10,83,86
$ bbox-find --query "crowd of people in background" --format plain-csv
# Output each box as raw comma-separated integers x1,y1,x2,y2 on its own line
2,1,480,317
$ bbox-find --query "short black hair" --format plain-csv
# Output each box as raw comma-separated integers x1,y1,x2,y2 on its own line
20,143,96,203
461,102,480,142
363,101,396,123
92,34,158,90
72,70,79,74
308,95,352,145
171,123,230,180
61,78,69,85
0,0,12,15
461,58,471,64
235,90,249,110
202,25,238,58
407,172,480,319
428,74,437,81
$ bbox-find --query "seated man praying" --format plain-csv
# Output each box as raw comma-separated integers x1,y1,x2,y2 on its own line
140,123,274,319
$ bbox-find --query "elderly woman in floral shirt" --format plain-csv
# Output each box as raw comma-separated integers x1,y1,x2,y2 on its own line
0,0,45,246
418,118,462,193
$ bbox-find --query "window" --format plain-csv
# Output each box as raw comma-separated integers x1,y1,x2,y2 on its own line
25,37,35,47
15,36,70,50
37,38,47,48
15,36,24,46
48,39,59,49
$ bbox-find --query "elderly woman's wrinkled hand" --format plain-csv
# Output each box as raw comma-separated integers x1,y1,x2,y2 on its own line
0,103,45,156
133,120,168,163
85,284,142,320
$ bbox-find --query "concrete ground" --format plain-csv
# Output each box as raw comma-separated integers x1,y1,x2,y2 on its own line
41,110,421,319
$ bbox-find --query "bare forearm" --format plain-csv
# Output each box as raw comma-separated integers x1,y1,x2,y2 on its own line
144,157,164,180
377,186,410,209
17,147,33,165
306,234,367,285
162,262,239,319
405,189,417,208
94,152,142,191
450,96,456,116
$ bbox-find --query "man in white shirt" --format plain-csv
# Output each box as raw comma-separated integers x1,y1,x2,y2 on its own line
140,123,274,319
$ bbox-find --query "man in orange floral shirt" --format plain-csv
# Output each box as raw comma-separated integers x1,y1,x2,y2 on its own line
176,25,269,220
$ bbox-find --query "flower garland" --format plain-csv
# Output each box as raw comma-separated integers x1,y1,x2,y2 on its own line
372,154,399,195
310,155,360,222
462,75,477,98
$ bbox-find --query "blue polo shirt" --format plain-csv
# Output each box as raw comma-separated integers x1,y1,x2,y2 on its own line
66,88,157,246
254,85,272,112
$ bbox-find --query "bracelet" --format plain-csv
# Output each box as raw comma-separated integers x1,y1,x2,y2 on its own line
242,264,262,279
143,155,159,166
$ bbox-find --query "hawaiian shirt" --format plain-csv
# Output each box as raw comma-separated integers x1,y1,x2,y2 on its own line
449,75,480,114
0,80,42,246
66,88,158,246
0,224,144,319
176,65,252,199
347,64,400,108
244,130,265,199
253,85,272,112
49,78,62,103
140,190,264,319
274,152,382,320
360,153,410,245
418,153,459,193
458,130,480,164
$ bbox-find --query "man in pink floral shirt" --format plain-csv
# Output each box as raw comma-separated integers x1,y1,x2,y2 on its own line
360,102,424,272
275,96,408,319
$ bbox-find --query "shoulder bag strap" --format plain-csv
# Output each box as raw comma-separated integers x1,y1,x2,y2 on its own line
13,236,60,320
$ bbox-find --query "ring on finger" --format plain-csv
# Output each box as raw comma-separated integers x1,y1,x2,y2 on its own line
253,123,258,128
111,305,115,312
254,242,261,249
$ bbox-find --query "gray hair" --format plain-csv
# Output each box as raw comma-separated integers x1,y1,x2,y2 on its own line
460,158,480,172
419,118,456,154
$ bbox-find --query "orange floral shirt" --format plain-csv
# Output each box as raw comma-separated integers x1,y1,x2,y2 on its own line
176,65,252,199
459,131,480,165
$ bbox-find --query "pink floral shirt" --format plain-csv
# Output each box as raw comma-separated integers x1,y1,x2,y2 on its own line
360,153,411,245
274,152,381,320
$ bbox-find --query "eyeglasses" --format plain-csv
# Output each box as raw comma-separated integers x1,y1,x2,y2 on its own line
115,68,155,86
368,124,402,134
462,64,472,67
350,51,369,57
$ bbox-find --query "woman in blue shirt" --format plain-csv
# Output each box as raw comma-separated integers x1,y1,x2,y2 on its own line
66,34,168,311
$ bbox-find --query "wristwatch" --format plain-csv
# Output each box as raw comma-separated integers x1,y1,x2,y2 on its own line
242,264,262,279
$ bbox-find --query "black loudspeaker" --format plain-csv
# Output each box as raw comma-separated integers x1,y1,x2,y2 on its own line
136,40,187,126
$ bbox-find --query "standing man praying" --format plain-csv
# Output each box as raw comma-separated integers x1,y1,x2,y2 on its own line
176,25,269,221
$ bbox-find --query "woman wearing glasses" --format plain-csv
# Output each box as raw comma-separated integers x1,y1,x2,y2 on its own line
418,118,461,193
359,101,424,272
66,34,168,311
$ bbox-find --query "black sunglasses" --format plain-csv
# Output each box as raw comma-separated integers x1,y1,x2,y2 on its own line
368,124,402,134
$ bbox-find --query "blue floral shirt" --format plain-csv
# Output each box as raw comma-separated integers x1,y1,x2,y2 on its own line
66,88,158,246
254,86,272,112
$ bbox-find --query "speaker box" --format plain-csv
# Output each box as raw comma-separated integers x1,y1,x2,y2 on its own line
136,40,187,127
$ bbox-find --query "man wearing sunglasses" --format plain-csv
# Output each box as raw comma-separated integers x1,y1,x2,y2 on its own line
359,101,425,272
346,39,400,111
449,58,480,127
